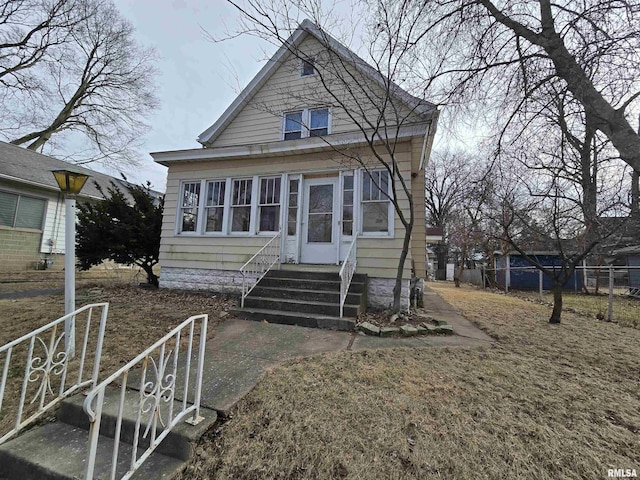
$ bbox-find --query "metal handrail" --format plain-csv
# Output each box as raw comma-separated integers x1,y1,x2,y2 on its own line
0,303,109,445
240,231,281,308
83,313,208,480
339,234,358,318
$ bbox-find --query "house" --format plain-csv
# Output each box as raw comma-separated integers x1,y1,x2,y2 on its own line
151,20,439,316
612,245,640,295
0,141,142,271
494,251,585,291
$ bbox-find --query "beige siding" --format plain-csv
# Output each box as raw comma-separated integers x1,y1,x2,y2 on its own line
410,137,427,276
161,143,420,279
211,35,424,148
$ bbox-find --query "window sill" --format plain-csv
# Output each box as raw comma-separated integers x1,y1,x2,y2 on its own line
0,225,43,233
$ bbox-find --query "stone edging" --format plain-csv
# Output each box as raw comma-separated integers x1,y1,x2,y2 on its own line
356,317,454,337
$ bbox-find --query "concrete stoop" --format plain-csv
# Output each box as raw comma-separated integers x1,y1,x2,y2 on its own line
231,269,367,331
0,386,217,480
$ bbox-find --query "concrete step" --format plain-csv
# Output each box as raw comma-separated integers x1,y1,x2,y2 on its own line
265,270,367,283
0,422,184,480
229,307,356,331
250,285,362,304
258,276,365,293
244,296,360,318
58,386,217,461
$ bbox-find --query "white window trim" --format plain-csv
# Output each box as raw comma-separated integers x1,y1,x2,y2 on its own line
203,179,227,235
228,177,254,235
257,175,283,235
281,107,332,140
176,180,203,236
359,168,394,238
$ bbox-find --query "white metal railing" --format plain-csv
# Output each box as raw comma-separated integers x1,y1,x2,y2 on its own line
83,314,208,480
0,303,109,445
240,231,281,308
339,234,358,318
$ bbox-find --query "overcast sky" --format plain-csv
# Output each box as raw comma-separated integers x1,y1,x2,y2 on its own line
109,0,284,191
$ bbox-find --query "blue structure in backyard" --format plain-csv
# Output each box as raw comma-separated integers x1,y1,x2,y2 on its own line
494,252,584,291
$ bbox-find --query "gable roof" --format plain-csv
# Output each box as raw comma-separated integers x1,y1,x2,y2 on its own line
197,19,437,147
0,141,145,200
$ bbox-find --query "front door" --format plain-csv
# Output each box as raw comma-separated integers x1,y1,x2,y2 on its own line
300,177,338,264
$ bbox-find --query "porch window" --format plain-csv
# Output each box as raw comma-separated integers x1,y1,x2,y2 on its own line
309,108,329,137
204,180,225,232
288,178,299,236
284,111,303,140
0,191,46,230
259,177,281,232
362,170,390,233
342,175,353,235
179,182,200,232
231,179,252,232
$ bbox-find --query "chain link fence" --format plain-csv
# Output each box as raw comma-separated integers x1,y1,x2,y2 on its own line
479,265,640,327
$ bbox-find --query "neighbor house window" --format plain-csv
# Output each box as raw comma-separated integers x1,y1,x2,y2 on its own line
282,108,331,140
284,111,303,140
301,57,316,76
288,178,299,236
179,182,201,232
231,179,252,232
204,180,225,232
342,174,354,235
0,191,46,230
362,170,390,233
259,177,281,232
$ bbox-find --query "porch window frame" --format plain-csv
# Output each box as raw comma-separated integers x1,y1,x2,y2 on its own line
230,177,255,235
257,175,283,234
176,180,203,235
203,178,229,235
359,168,394,238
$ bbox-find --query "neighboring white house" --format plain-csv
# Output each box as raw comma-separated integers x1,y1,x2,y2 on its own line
0,141,140,271
151,20,439,311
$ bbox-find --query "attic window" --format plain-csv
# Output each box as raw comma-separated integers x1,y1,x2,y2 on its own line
301,57,316,76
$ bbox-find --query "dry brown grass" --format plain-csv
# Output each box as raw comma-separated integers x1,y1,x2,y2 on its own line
516,290,640,328
0,267,146,294
182,282,640,480
0,280,233,438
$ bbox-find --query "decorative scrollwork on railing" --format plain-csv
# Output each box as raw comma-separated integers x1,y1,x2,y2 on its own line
140,349,176,438
29,333,67,404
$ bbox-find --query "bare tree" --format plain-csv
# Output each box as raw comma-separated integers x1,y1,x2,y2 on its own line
0,0,159,167
212,1,438,312
394,0,640,175
0,0,84,88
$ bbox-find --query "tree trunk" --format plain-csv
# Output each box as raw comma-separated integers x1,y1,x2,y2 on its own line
550,285,563,324
140,262,159,287
392,224,413,312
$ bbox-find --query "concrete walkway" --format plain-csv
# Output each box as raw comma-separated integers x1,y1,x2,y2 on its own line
0,288,63,300
198,288,492,415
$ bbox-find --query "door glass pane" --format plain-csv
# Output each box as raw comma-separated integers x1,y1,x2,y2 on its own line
307,184,333,243
308,185,333,213
308,214,332,242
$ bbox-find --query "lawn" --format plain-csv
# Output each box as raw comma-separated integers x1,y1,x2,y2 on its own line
516,290,639,328
0,276,233,438
181,282,640,480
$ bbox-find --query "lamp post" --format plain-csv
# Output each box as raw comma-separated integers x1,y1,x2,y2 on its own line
52,169,90,356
